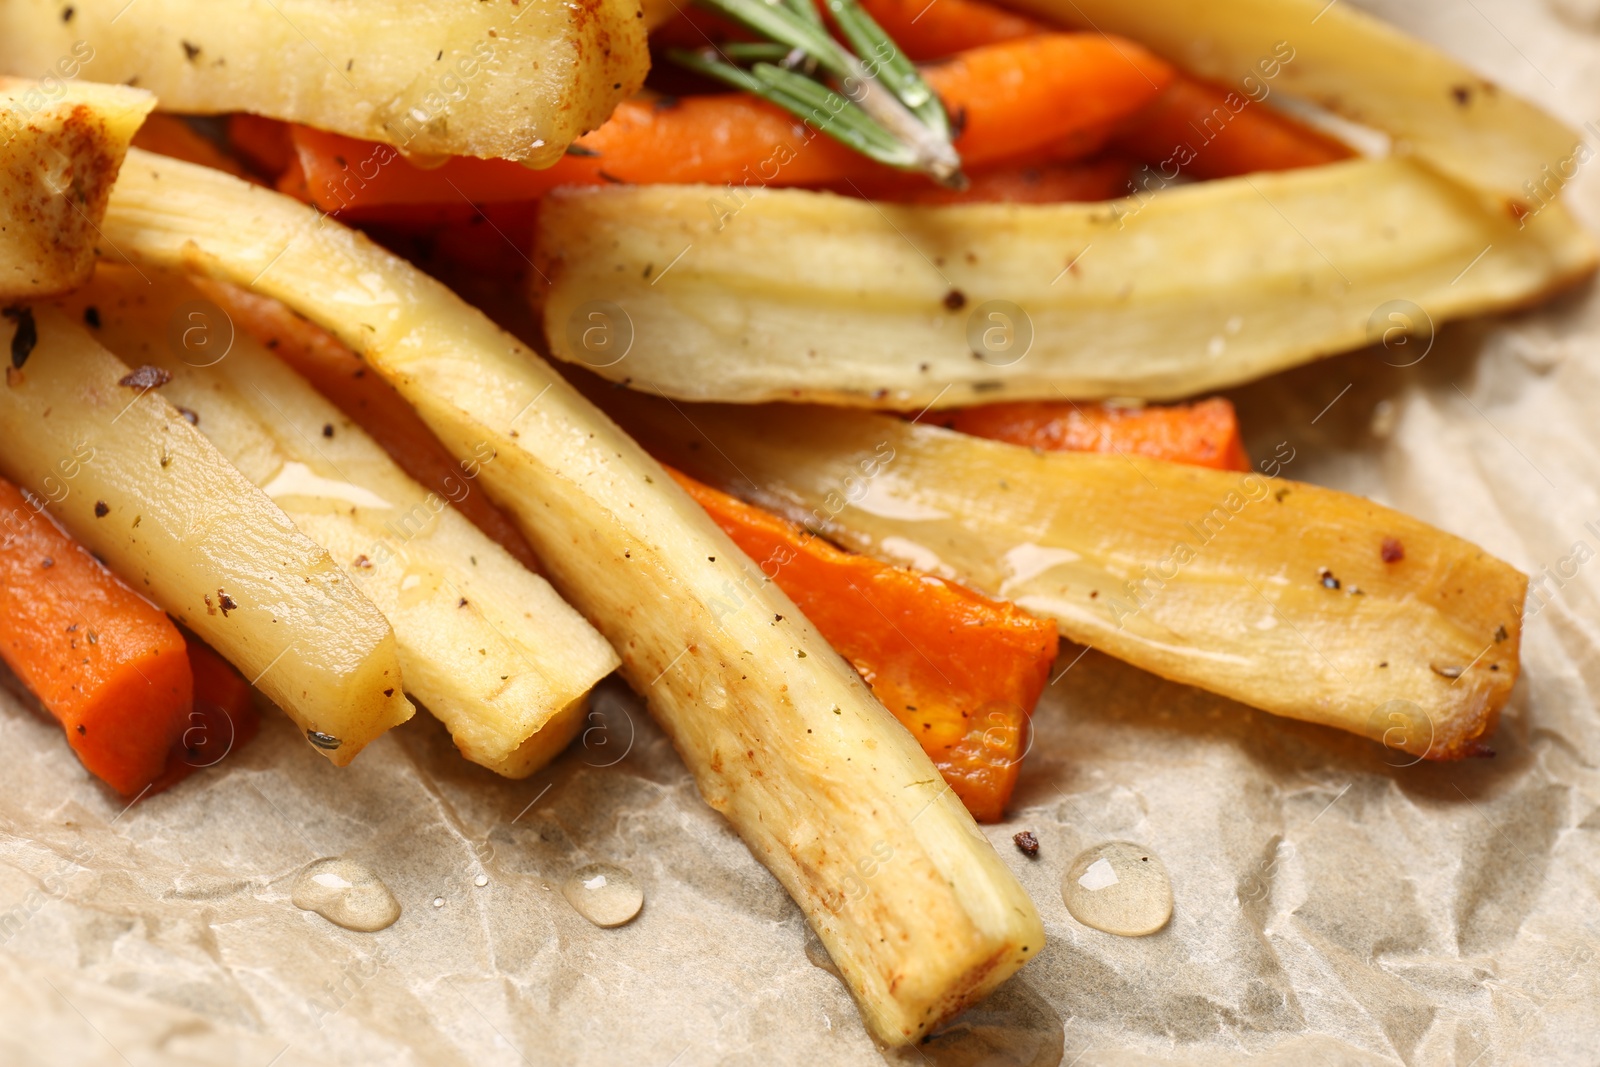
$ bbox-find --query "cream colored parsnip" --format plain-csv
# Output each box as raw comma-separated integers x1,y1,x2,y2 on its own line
0,0,646,166
99,151,1044,1045
532,163,1596,409
0,76,153,298
609,397,1526,761
53,266,620,778
0,305,413,764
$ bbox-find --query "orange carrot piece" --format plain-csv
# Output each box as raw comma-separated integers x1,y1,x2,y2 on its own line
289,34,1173,211
855,0,1348,179
670,468,1058,822
854,0,1046,59
941,398,1252,471
1112,76,1351,179
227,112,296,177
149,636,260,793
850,155,1133,205
0,477,193,795
194,280,544,574
130,114,248,177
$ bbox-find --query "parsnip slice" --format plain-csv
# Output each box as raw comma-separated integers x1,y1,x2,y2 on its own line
1,76,153,298
54,265,619,778
604,396,1526,761
1008,0,1583,199
0,0,647,167
532,161,1596,408
0,305,413,764
99,150,1044,1044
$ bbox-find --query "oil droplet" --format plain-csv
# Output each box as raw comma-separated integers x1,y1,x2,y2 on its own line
1061,841,1172,937
803,928,841,979
562,863,643,928
432,896,445,908
474,874,489,888
291,858,400,932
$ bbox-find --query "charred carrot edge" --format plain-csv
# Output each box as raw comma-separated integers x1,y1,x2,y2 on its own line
0,476,193,795
283,33,1172,211
940,398,1253,471
195,278,545,574
670,467,1058,822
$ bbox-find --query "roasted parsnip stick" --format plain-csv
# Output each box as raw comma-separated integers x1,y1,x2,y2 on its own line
55,265,620,778
532,162,1595,408
0,0,647,166
0,305,413,763
99,151,1045,1044
606,396,1526,761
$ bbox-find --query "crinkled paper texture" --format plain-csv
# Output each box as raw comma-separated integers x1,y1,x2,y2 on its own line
3,1,1600,1063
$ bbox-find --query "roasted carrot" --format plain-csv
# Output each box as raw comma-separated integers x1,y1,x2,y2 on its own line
149,636,260,794
287,34,1173,211
193,279,544,574
940,398,1252,471
0,476,193,795
670,468,1057,822
855,0,1045,59
856,0,1349,178
130,114,248,177
848,155,1133,205
226,112,296,177
1111,76,1351,179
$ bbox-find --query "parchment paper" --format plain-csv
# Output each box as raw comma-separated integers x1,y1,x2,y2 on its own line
4,1,1600,1063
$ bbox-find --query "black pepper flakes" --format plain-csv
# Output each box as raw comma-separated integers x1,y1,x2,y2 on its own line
93,501,109,517
181,40,201,61
1013,831,1040,858
383,687,394,697
943,289,967,311
118,364,172,390
40,556,53,569
1493,624,1508,643
4,307,36,369
82,305,100,329
176,406,199,426
1319,568,1340,590
322,423,334,438
76,723,86,734
1381,536,1405,563
216,589,237,616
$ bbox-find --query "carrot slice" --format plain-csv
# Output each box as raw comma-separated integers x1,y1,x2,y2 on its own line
850,156,1133,205
1111,76,1352,179
855,0,1045,59
226,112,296,177
670,468,1057,822
130,114,249,177
149,636,260,794
194,279,544,574
855,0,1349,179
0,476,192,795
940,398,1252,471
289,34,1173,211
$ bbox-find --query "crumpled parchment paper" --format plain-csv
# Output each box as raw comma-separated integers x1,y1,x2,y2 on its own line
4,0,1600,1063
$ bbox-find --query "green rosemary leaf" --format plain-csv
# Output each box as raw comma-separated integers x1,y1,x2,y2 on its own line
691,0,852,79
823,0,948,138
721,42,801,64
750,62,916,162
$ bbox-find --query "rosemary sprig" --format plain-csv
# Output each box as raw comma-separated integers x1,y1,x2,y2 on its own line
669,0,965,188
